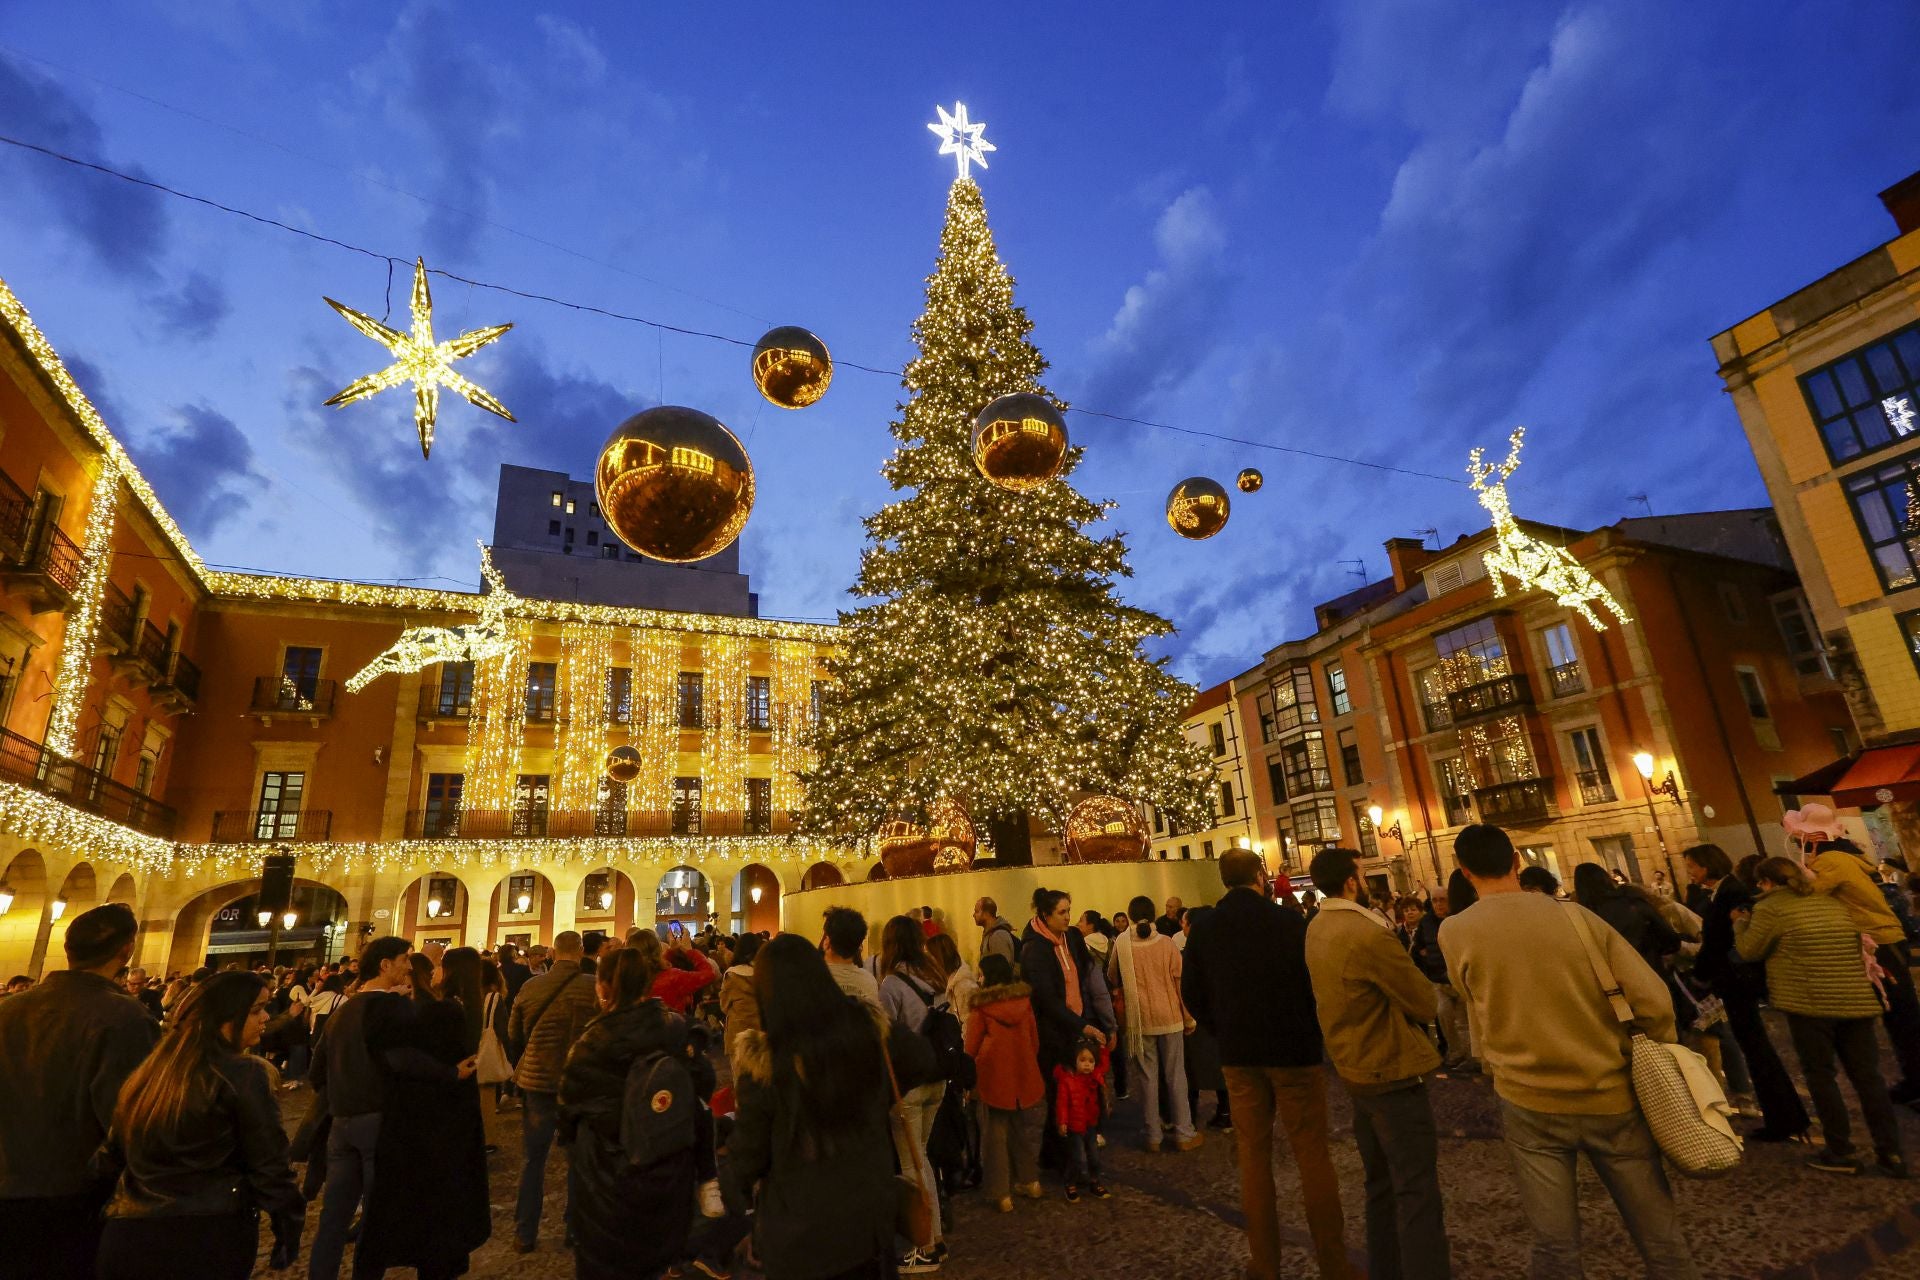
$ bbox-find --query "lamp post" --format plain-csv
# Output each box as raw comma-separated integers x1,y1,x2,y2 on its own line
259,907,282,968
1367,805,1409,893
1633,751,1682,882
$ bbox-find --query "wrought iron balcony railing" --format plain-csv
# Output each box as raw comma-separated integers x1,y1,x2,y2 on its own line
404,807,795,840
211,809,333,843
0,726,176,838
251,676,337,717
1471,777,1553,826
1547,661,1586,698
1446,673,1534,724
1575,768,1617,805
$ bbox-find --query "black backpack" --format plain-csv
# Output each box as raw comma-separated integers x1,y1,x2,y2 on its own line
618,1048,697,1168
911,979,975,1091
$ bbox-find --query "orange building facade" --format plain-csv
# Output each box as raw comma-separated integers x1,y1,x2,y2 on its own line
0,276,853,980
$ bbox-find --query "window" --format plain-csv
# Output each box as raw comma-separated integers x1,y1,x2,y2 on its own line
1327,663,1351,716
1800,320,1920,464
1255,691,1276,742
551,491,563,507
1590,834,1642,884
1415,666,1452,731
1541,623,1583,696
583,872,612,914
606,667,633,724
594,778,628,835
1518,844,1562,879
1217,781,1235,818
679,672,705,728
1772,593,1828,678
1428,561,1464,595
1152,805,1165,834
507,873,538,914
1433,616,1507,686
672,776,703,834
525,662,558,722
424,875,459,920
565,499,576,515
513,774,550,836
133,750,157,796
1269,667,1318,735
564,527,575,545
281,646,323,704
1266,756,1287,803
601,545,618,559
746,778,773,833
1436,757,1473,826
1202,840,1214,859
1353,800,1378,858
1734,666,1770,720
1568,726,1615,804
91,725,120,780
255,771,304,840
423,772,463,837
1179,845,1191,860
1291,797,1340,844
1843,452,1920,591
1209,721,1226,756
586,530,598,546
1281,731,1332,796
1828,726,1852,758
1338,726,1363,787
810,679,826,725
746,676,771,730
1717,581,1748,625
437,661,474,716
548,519,561,536
1900,608,1920,680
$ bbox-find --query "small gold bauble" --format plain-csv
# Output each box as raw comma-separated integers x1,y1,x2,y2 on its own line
604,744,643,784
1166,476,1230,540
596,406,755,563
1064,795,1149,863
972,392,1068,492
1236,468,1264,493
750,326,832,409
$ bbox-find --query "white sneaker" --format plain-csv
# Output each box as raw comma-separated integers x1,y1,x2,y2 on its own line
698,1178,725,1218
898,1248,941,1274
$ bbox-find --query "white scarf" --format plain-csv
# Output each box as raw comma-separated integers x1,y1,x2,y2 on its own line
1113,927,1183,1061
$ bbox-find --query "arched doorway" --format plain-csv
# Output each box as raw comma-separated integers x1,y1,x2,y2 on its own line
729,864,781,936
0,850,49,978
653,866,711,935
487,870,557,950
866,863,889,881
800,862,845,892
399,871,472,945
106,873,137,907
576,867,639,948
168,879,351,976
47,862,100,961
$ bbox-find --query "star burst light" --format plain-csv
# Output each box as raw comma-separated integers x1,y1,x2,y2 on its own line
323,258,516,458
927,102,996,181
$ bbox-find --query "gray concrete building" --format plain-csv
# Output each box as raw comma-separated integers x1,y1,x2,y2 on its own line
488,463,757,616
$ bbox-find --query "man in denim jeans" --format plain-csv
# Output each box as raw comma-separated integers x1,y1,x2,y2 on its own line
1443,825,1699,1279
506,930,599,1253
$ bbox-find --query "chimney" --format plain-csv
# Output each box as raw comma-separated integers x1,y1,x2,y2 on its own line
1384,536,1435,592
1881,170,1920,236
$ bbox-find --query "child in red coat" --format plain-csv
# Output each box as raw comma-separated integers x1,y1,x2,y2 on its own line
1052,1036,1111,1201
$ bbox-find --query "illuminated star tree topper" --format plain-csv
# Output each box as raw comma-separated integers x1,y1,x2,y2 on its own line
927,102,996,180
323,258,516,459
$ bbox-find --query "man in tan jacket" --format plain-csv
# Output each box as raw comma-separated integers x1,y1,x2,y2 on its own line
1305,848,1449,1280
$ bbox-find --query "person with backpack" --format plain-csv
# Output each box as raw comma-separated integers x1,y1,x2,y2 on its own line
964,953,1046,1212
558,941,699,1279
879,915,955,1273
974,897,1018,971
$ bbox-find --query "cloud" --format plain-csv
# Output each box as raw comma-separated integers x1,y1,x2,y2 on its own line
1078,186,1232,412
148,271,230,341
121,404,265,536
535,14,608,83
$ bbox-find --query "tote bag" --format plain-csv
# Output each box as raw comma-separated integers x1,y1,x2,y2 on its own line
881,1031,937,1249
476,992,513,1085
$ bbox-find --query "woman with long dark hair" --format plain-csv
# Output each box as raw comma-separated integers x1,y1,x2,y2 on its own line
877,914,951,1267
558,937,700,1279
1108,895,1198,1152
355,946,489,1279
97,972,303,1279
1020,887,1111,1168
725,933,895,1280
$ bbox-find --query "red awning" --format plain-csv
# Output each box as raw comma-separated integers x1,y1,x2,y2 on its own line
1830,744,1920,808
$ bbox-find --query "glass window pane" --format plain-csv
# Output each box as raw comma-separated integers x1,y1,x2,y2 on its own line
1837,360,1873,408
1805,370,1845,421
1857,486,1899,542
1824,418,1862,460
1895,330,1920,382
1867,344,1905,395
1855,407,1893,451
1875,542,1916,589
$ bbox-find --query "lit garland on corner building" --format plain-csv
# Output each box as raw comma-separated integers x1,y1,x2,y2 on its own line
802,176,1215,840
45,459,121,758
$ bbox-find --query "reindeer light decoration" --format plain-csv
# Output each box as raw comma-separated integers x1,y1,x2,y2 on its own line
345,541,519,692
1468,427,1629,631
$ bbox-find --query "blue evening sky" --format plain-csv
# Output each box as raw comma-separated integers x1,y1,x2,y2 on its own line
2,1,1916,687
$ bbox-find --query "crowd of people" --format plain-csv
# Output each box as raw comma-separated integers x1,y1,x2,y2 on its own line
0,819,1916,1279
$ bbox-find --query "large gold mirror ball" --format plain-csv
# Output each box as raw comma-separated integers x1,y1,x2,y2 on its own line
1064,795,1149,863
596,406,756,563
605,744,643,784
972,392,1069,491
1166,476,1230,540
750,326,833,409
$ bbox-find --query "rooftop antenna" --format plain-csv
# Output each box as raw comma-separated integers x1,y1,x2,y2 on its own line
1413,527,1439,550
1627,493,1653,518
1339,558,1368,584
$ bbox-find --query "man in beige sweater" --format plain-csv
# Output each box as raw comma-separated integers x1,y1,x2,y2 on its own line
1441,825,1698,1280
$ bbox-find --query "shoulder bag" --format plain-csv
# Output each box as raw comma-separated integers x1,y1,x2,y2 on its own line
880,1029,937,1249
509,972,593,1062
1566,905,1743,1178
475,991,513,1084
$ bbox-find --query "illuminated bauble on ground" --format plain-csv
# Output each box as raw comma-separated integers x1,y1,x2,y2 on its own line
1064,795,1149,863
877,799,977,878
972,392,1068,492
750,326,833,409
1166,476,1230,540
604,744,643,784
596,406,755,562
1237,468,1264,493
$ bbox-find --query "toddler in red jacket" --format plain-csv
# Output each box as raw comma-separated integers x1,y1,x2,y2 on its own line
1052,1036,1110,1201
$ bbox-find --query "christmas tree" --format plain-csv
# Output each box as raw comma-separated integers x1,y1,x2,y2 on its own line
803,174,1215,860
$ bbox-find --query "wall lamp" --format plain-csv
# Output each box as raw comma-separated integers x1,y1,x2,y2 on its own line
1366,805,1405,845
1633,751,1681,802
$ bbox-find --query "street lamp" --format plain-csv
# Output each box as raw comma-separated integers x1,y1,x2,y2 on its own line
0,883,13,915
677,887,691,907
1633,752,1681,802
282,910,299,931
50,896,67,922
426,894,443,919
256,908,273,928
599,889,614,910
1365,805,1405,846
750,884,763,905
515,891,532,914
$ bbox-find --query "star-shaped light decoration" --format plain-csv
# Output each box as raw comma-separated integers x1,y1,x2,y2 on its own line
323,258,515,458
927,102,996,181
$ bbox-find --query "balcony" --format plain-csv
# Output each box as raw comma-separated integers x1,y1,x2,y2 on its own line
134,621,169,677
0,726,176,838
211,809,334,843
250,676,336,722
1440,794,1474,827
418,687,472,725
1575,768,1617,805
525,699,558,726
0,489,82,615
1421,700,1454,733
1547,661,1586,699
1446,673,1534,724
404,807,796,841
1472,777,1553,826
99,583,138,655
151,652,201,713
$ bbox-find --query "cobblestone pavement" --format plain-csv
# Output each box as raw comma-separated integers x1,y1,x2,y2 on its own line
282,1024,1920,1279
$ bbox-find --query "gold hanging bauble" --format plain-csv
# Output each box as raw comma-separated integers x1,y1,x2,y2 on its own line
750,326,833,409
1166,476,1230,540
972,392,1068,492
1063,795,1149,863
1236,468,1264,493
596,406,755,562
604,744,643,784
877,799,977,878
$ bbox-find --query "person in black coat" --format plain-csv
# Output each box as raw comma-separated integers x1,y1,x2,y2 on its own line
559,943,699,1280
1019,888,1111,1171
1683,843,1810,1141
1181,850,1349,1280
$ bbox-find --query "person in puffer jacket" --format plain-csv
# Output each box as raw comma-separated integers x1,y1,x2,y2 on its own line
718,933,763,1053
1052,1036,1110,1202
963,954,1046,1212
